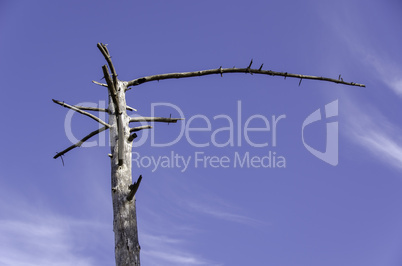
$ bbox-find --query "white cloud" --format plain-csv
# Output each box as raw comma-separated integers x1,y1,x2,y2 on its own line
363,53,402,96
185,200,266,227
140,233,221,266
138,178,265,266
0,187,113,266
359,131,402,168
324,5,402,97
343,100,402,170
322,7,402,170
0,215,107,266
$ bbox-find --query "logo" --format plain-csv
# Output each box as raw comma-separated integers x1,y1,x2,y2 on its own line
62,99,339,171
301,100,338,166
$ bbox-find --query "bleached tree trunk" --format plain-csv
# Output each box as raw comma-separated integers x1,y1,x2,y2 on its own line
109,81,140,265
53,43,365,266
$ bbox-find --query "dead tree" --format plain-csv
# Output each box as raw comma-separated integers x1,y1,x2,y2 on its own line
53,43,365,266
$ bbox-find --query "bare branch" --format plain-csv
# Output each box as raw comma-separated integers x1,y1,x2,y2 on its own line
130,125,153,133
126,106,137,112
97,43,118,86
92,80,108,87
74,105,108,112
129,117,183,123
53,126,108,159
102,65,117,97
101,64,124,165
126,66,366,88
102,65,121,113
52,99,111,127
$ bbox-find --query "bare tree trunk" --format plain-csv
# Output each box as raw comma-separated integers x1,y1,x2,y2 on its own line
109,81,140,266
53,43,365,266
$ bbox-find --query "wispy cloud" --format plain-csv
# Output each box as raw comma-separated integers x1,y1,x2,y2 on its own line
324,4,402,97
144,173,267,228
343,100,402,170
140,233,221,266
0,214,110,266
358,131,402,168
138,177,266,265
0,186,113,266
321,5,402,171
185,200,266,227
360,52,402,96
168,179,267,227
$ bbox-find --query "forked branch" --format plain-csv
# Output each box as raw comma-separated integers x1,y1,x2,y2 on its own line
126,66,365,88
52,99,111,127
54,126,108,159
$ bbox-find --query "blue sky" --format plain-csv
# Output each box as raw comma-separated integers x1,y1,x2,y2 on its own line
1,1,402,265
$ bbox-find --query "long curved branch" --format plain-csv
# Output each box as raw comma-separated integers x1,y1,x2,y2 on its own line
54,126,109,159
126,65,365,88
